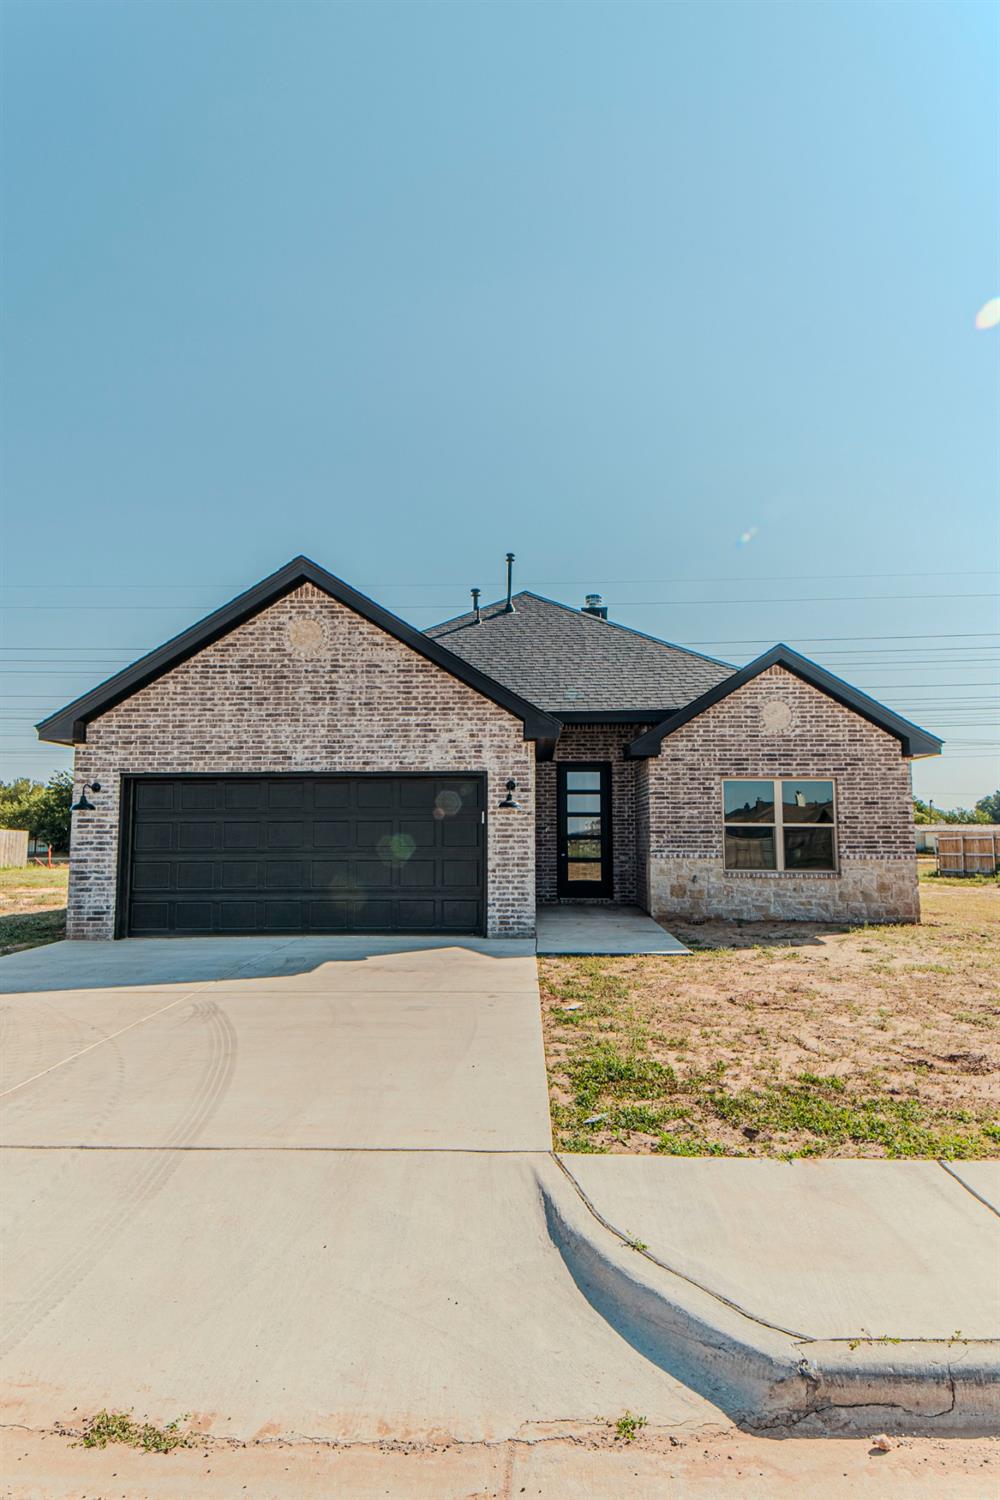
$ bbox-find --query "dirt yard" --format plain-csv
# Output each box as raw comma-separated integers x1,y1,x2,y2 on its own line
541,875,999,1159
0,863,68,956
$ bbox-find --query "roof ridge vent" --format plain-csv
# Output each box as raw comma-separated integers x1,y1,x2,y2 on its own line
582,593,608,620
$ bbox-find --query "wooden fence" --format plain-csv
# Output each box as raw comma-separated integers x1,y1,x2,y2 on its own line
936,831,999,876
0,828,29,867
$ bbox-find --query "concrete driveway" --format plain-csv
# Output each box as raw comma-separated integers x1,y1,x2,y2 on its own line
0,935,550,1150
1,940,728,1450
3,935,997,1490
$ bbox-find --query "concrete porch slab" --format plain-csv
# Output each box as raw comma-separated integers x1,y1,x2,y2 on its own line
536,904,689,956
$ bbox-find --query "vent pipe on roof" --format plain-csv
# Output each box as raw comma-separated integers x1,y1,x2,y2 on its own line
504,552,515,613
582,593,608,620
471,587,481,623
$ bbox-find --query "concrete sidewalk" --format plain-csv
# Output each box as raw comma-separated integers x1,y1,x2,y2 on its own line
560,1155,1000,1340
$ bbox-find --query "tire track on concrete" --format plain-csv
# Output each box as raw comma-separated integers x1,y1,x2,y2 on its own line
1,1000,238,1359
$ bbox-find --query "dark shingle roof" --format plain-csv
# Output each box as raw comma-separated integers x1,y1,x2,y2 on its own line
426,592,734,716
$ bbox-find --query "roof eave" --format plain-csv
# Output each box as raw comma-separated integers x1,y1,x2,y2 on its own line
35,556,561,747
626,645,944,760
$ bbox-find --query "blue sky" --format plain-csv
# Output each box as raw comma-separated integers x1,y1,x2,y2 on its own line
2,0,997,807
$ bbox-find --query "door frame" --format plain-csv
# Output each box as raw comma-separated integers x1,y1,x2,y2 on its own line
556,761,613,898
115,771,489,939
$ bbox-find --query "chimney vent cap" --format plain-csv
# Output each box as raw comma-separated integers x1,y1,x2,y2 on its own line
582,593,608,620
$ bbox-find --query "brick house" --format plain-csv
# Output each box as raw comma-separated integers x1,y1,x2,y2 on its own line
37,557,941,940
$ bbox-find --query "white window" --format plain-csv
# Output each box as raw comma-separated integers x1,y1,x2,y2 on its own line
722,779,836,872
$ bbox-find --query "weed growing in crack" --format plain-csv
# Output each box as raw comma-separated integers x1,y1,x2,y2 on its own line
614,1411,647,1442
75,1410,195,1453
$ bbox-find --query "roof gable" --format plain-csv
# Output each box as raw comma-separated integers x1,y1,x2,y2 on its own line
36,558,561,749
626,645,943,760
427,591,734,716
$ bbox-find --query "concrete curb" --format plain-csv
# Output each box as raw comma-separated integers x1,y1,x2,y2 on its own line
536,1160,1000,1434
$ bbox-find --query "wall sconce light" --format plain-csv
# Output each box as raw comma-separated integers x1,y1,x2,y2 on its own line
71,781,102,812
497,778,521,810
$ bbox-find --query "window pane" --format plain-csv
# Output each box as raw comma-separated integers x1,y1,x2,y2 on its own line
567,861,602,882
782,781,835,824
565,770,601,791
723,780,774,823
724,827,776,870
567,815,601,837
783,827,835,870
567,793,601,814
566,837,601,860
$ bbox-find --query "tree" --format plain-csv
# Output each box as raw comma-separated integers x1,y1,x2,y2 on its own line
0,771,74,851
976,789,1000,823
912,797,990,826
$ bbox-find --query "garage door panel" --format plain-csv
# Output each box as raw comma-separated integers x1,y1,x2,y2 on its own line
134,823,174,852
306,900,350,929
224,781,265,810
178,822,217,851
265,900,302,928
267,782,305,810
442,900,479,929
179,783,217,812
223,821,261,850
399,818,436,848
266,821,304,849
396,900,435,928
136,782,174,812
131,900,171,931
313,783,351,809
125,776,485,936
441,820,478,848
174,901,214,930
220,901,259,930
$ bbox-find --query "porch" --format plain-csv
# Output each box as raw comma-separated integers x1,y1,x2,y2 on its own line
535,904,689,956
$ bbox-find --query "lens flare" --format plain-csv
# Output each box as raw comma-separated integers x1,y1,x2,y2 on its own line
737,525,759,546
974,298,1000,331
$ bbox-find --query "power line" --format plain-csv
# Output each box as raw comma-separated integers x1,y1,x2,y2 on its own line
2,569,997,590
1,632,998,651
2,591,999,610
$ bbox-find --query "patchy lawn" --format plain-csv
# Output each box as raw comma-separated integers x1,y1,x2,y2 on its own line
0,863,69,956
541,877,999,1159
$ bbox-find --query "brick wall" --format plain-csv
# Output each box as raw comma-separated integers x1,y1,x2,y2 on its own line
642,666,919,923
535,724,653,904
67,584,536,939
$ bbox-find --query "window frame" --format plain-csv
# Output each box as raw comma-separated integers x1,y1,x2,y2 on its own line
721,777,837,873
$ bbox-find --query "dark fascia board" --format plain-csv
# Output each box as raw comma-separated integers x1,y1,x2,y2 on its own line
36,556,562,754
554,709,677,725
626,645,944,760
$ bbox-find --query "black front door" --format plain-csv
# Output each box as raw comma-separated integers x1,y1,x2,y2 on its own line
557,763,613,898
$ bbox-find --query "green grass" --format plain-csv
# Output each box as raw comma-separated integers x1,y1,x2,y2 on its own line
919,868,999,888
0,863,69,890
554,1041,998,1158
0,907,66,954
0,864,68,954
76,1410,194,1454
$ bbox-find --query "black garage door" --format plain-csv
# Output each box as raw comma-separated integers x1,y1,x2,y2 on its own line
122,775,486,937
